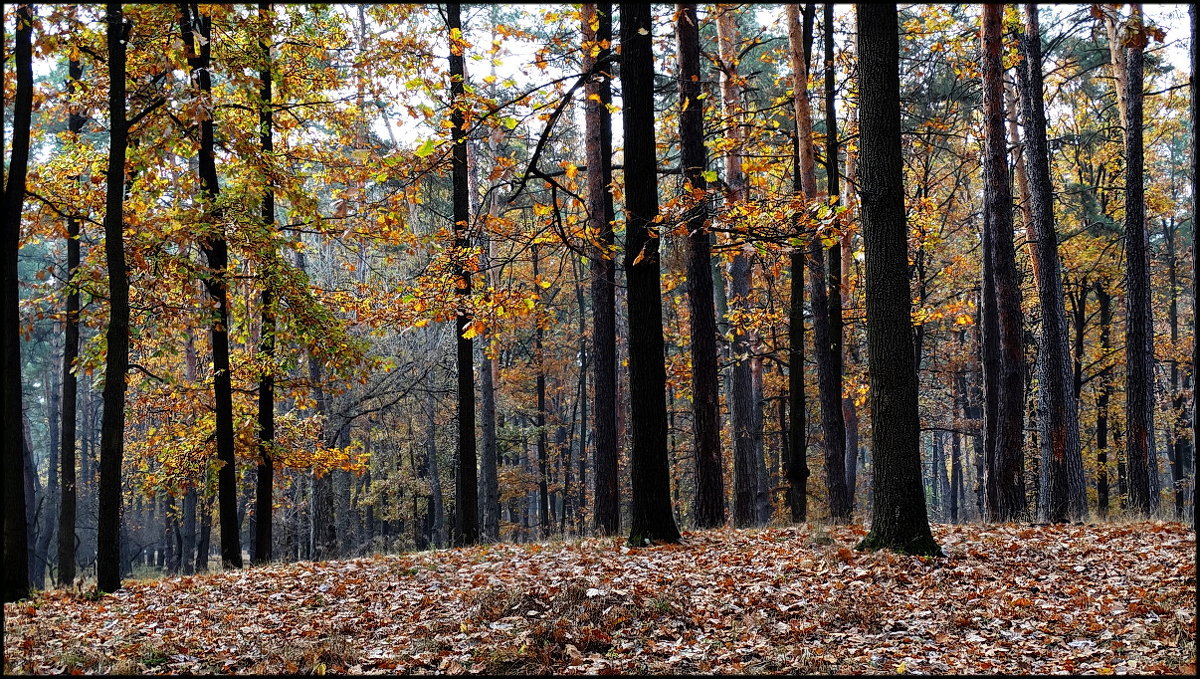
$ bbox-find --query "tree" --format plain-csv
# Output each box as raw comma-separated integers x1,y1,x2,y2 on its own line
447,2,478,547
253,1,276,565
179,2,242,568
1016,3,1087,522
620,2,681,546
582,3,620,537
717,4,767,527
1191,2,1197,530
980,3,1026,522
1119,4,1158,516
57,54,86,586
96,2,132,593
2,2,34,603
677,3,725,529
853,2,940,557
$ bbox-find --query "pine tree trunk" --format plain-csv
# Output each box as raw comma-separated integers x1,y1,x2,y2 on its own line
620,2,680,546
853,2,940,557
676,3,725,529
1017,3,1087,522
981,4,1027,521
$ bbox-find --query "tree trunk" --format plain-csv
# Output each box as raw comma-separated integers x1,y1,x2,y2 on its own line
676,3,725,529
1164,220,1191,518
96,3,131,593
447,2,478,547
179,2,242,568
1095,281,1113,519
533,244,550,538
719,4,765,528
1118,4,1158,516
583,3,620,537
1191,3,1198,530
2,2,35,603
620,2,681,546
981,4,1027,522
253,1,276,565
853,2,940,557
1017,3,1087,522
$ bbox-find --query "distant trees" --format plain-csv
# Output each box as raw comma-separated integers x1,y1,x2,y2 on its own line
854,2,940,557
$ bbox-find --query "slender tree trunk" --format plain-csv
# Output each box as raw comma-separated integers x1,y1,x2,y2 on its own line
676,3,725,529
57,56,85,587
1017,3,1087,522
1096,280,1113,519
1119,4,1158,516
253,1,275,565
447,2,478,546
719,4,765,527
179,3,242,567
853,2,940,557
96,3,131,593
2,3,35,603
532,245,550,538
620,3,681,546
981,4,1027,521
1164,220,1191,518
1191,3,1198,529
786,129,809,523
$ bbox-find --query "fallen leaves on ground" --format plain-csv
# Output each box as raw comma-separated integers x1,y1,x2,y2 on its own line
3,521,1194,675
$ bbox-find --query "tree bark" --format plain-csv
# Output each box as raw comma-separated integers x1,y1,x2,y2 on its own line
853,2,940,557
253,1,275,565
620,2,681,546
718,4,766,527
676,3,725,529
1095,280,1113,519
2,2,34,603
57,56,85,588
981,4,1027,522
96,3,131,593
447,2,478,546
1191,3,1198,529
179,2,242,567
1119,4,1158,516
1016,3,1087,522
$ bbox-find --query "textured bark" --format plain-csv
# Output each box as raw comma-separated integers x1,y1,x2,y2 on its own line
1095,281,1113,519
1119,4,1158,516
718,5,765,527
676,3,725,529
253,1,275,565
473,133,500,542
96,3,130,592
447,3,478,546
533,245,550,537
57,57,84,587
1164,221,1191,519
180,2,242,567
620,3,681,546
981,4,1027,522
1016,3,1087,522
853,2,940,557
582,3,620,537
1191,4,1198,529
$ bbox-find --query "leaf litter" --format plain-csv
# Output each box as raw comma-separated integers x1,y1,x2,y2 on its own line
3,521,1194,674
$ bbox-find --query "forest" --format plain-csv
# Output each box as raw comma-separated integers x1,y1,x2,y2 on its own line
2,2,1197,675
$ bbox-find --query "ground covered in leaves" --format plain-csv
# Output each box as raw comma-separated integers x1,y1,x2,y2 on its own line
3,521,1195,675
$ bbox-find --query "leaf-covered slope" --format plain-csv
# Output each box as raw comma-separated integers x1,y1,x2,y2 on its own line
3,522,1195,675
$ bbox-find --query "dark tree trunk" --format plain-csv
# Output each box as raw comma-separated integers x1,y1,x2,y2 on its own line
981,4,1027,521
96,3,131,594
1119,4,1157,516
57,56,85,587
1191,3,1198,530
620,3,680,546
1164,220,1191,519
1096,281,1113,519
2,3,34,603
582,3,620,537
447,2,478,547
853,2,940,557
179,2,242,567
253,1,275,566
787,130,809,522
1017,3,1087,521
676,3,725,529
533,244,550,537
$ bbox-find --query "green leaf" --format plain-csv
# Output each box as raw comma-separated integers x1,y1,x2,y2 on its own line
702,169,718,183
414,139,437,158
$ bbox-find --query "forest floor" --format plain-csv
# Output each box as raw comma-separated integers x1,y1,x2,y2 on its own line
3,521,1195,675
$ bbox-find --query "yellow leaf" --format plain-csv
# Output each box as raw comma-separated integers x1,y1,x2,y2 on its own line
483,74,497,84
896,662,907,674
